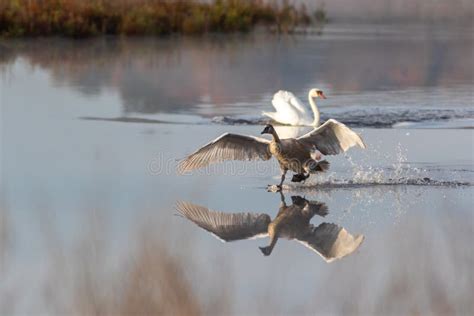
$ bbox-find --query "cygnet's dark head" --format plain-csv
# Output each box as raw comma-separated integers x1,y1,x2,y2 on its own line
261,124,275,135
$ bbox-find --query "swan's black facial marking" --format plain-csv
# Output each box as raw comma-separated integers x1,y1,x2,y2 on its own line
317,90,327,99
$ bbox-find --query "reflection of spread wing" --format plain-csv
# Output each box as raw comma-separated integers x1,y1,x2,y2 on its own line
296,223,364,262
176,202,271,242
297,119,366,155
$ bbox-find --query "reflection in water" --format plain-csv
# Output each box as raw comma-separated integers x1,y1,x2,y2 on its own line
176,193,364,262
1,24,472,123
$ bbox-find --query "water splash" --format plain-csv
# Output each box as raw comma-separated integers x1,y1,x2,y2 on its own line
291,143,470,189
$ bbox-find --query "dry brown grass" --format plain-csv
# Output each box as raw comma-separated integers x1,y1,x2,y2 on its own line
0,0,322,37
34,210,231,316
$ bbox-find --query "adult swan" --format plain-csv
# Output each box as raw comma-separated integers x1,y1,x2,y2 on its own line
263,89,327,126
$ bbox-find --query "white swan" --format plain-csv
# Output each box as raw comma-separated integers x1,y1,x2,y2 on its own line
263,89,326,126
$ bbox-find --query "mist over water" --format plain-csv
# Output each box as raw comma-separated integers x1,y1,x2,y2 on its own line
1,23,473,127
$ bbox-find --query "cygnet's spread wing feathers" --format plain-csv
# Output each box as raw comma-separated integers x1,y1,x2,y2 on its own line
297,119,366,155
176,201,271,242
296,223,364,262
177,133,271,173
272,90,307,114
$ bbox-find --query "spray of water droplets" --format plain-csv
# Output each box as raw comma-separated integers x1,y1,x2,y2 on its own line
295,143,469,188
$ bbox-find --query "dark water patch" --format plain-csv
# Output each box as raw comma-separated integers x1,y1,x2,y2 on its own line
279,177,472,192
329,108,474,128
80,116,201,125
211,108,474,128
211,116,269,125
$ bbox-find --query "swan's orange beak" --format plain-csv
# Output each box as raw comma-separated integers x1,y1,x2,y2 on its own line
319,92,327,99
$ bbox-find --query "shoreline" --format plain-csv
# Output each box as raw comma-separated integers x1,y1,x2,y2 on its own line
0,0,327,38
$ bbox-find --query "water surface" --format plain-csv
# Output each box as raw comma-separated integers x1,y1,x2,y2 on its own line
1,24,473,314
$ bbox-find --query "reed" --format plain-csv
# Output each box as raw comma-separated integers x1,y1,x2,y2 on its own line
0,0,324,37
32,210,232,315
0,204,472,314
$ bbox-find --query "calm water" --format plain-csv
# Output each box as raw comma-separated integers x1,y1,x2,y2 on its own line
1,24,473,314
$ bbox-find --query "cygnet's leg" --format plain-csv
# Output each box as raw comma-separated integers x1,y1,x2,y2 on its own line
267,168,287,192
278,169,287,190
279,191,287,207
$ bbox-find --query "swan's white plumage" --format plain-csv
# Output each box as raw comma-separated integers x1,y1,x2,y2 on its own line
273,90,307,114
263,91,303,125
263,90,317,126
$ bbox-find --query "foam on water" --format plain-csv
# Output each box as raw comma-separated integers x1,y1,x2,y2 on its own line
280,143,472,191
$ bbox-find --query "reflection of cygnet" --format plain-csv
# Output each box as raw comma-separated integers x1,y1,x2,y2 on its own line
176,193,364,262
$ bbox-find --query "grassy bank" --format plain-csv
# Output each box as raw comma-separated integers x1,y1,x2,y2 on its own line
0,0,327,37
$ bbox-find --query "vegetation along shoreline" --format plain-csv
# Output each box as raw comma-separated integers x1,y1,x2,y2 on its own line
0,0,328,38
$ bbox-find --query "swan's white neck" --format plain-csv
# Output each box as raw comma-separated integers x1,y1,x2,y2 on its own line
308,92,320,126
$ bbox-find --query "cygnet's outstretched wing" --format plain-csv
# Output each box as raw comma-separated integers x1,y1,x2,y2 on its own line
272,90,307,114
296,222,364,262
176,201,271,242
177,133,271,173
297,119,366,155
